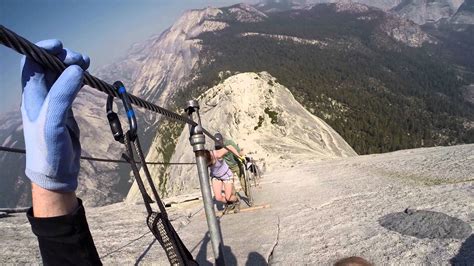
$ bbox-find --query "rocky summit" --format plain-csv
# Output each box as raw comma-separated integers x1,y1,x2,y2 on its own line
127,72,357,203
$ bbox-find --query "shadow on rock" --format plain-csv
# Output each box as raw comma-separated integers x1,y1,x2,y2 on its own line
238,193,253,207
195,232,212,266
245,252,267,266
135,238,156,265
450,234,474,265
196,232,237,265
378,209,472,239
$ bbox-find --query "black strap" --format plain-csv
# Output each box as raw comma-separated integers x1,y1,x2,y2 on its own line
123,133,197,265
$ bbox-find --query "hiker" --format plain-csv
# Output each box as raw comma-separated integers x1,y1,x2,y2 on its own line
245,156,258,176
214,133,248,197
203,148,241,210
20,39,101,265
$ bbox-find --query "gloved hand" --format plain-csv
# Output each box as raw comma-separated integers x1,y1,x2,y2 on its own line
21,39,90,192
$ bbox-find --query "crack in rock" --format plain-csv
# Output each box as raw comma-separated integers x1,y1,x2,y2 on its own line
267,216,280,264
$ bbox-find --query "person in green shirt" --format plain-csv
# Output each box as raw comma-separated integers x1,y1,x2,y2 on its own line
214,133,248,198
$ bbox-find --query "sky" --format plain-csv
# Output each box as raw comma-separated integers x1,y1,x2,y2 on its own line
0,0,257,113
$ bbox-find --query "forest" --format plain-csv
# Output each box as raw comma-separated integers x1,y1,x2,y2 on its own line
180,5,474,154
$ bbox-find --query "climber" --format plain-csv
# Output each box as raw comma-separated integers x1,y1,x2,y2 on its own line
203,146,241,212
20,39,101,265
245,156,257,176
214,133,248,198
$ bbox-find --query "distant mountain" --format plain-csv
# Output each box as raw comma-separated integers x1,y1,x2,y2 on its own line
259,0,474,25
392,0,465,24
257,0,403,12
451,0,474,24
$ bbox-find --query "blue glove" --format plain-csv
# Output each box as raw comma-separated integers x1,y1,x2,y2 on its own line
21,39,90,192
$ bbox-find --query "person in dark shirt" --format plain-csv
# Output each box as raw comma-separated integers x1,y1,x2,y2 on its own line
21,39,101,265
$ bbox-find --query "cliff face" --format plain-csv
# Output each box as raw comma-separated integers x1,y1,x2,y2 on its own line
97,4,268,111
126,72,357,203
451,0,474,24
392,0,465,24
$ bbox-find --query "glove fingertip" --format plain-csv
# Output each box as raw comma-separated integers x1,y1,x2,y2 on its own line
49,65,84,100
82,55,90,70
62,48,85,66
62,65,84,92
35,39,63,55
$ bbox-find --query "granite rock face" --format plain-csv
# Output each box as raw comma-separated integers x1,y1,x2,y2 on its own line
379,12,433,47
1,144,472,264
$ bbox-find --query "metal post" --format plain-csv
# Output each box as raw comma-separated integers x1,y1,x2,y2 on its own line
186,100,226,265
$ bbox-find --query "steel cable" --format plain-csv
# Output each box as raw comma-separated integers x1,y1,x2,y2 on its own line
0,146,195,165
0,25,196,125
0,25,236,153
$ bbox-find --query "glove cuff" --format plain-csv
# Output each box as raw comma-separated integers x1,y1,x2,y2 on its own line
26,169,78,192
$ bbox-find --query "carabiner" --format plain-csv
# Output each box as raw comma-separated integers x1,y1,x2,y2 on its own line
113,81,138,141
106,95,124,143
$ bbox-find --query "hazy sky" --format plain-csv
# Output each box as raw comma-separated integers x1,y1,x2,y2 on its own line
0,0,256,113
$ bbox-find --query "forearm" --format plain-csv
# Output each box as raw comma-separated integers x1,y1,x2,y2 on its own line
226,145,240,157
31,183,78,217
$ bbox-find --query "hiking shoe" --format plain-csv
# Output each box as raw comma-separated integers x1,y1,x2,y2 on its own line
223,202,235,214
233,200,241,213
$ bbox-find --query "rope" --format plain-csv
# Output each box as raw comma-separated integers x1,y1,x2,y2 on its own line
0,146,195,165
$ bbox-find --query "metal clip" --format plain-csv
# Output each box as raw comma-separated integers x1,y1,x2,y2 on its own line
113,81,138,141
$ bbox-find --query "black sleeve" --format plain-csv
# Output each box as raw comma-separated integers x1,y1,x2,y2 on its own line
27,198,102,266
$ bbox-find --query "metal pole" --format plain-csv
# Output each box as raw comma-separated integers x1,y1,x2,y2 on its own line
186,100,226,265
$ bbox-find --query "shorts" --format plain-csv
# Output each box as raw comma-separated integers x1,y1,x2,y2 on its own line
211,176,232,183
